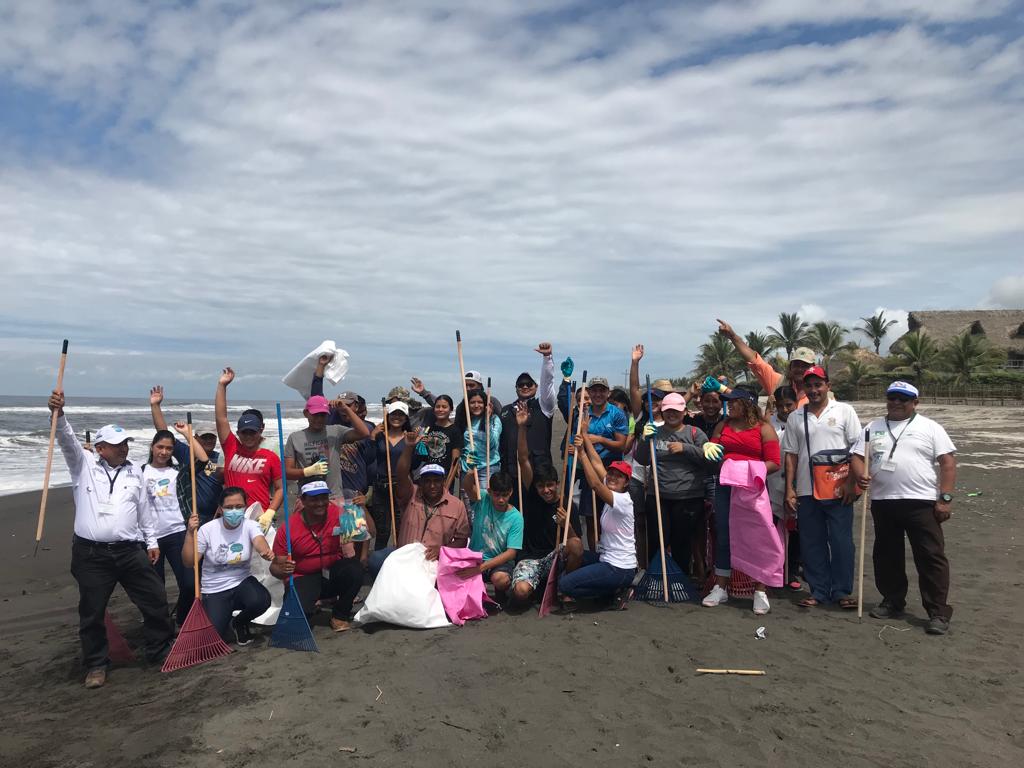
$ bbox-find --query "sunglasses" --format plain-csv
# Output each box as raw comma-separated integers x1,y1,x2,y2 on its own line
516,381,535,388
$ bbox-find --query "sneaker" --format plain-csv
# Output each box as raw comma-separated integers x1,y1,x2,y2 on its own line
84,667,106,689
752,590,770,615
232,619,254,646
702,584,729,607
925,616,950,636
869,601,904,620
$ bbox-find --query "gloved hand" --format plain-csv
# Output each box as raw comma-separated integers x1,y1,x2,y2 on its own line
303,460,328,477
560,356,574,378
415,440,428,456
642,423,657,440
703,442,724,462
701,376,727,394
257,509,276,533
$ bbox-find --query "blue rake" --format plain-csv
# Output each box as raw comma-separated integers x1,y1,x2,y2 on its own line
633,554,700,604
269,402,319,653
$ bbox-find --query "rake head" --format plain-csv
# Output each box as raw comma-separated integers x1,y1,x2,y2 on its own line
161,599,233,673
104,612,136,664
270,581,319,653
633,555,700,603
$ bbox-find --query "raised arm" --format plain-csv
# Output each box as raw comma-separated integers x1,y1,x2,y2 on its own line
515,402,533,488
574,433,613,506
172,421,209,463
215,367,234,443
337,401,371,441
535,342,557,417
395,429,420,502
410,378,437,406
716,319,757,364
50,390,86,475
149,385,169,431
629,344,644,418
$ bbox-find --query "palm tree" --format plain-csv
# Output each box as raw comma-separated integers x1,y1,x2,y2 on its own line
856,311,899,354
942,331,1005,383
809,321,848,377
744,331,775,358
693,333,745,382
892,330,940,382
766,312,811,358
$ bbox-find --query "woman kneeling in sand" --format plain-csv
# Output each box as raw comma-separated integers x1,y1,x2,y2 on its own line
183,487,274,646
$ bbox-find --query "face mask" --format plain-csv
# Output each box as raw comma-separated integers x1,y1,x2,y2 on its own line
222,508,245,527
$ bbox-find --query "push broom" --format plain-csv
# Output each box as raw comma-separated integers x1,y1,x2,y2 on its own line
269,403,319,652
632,377,699,604
162,412,233,672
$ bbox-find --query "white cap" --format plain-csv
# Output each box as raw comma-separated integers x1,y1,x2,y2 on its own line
94,424,132,445
416,463,446,479
886,381,920,398
464,370,483,384
386,401,409,415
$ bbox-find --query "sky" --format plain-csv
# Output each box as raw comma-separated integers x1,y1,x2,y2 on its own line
2,0,1023,404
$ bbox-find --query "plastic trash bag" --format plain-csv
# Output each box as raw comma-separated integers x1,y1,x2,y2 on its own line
282,340,349,399
436,547,492,626
353,543,450,629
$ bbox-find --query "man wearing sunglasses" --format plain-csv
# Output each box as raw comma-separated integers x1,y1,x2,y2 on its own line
851,381,957,636
499,342,559,489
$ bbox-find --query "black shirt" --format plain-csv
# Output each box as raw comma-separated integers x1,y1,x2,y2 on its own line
520,486,559,559
412,422,463,473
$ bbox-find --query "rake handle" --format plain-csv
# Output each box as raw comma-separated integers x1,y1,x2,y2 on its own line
560,374,588,547
646,376,670,602
455,329,479,489
856,427,870,618
35,339,69,552
381,398,397,546
187,412,200,596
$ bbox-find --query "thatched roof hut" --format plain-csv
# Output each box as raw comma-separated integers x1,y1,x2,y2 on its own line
896,310,1024,366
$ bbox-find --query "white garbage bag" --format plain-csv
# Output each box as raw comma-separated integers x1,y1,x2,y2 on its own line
250,525,285,626
353,543,450,629
282,340,349,399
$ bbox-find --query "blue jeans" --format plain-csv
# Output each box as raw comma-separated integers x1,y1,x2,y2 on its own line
558,551,634,599
154,530,191,626
713,484,732,577
202,575,271,641
797,496,854,603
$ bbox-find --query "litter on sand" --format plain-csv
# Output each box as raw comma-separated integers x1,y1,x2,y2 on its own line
755,626,767,639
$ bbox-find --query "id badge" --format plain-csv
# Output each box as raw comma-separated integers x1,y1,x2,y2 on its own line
322,568,331,579
97,500,114,517
879,459,898,473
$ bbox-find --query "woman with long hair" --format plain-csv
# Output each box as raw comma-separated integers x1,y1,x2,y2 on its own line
415,394,463,490
369,401,412,550
456,389,501,491
702,389,782,615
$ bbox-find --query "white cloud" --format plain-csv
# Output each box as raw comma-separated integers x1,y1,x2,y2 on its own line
0,1,1021,397
986,275,1024,308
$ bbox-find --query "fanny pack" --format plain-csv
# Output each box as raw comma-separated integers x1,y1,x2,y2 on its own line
804,410,857,501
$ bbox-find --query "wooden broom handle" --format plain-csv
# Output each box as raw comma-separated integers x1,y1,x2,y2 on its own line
455,331,479,488
187,414,200,595
35,339,69,551
649,435,670,602
382,399,397,546
560,377,588,546
856,428,870,618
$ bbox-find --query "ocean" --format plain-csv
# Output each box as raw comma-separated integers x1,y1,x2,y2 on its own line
0,396,385,496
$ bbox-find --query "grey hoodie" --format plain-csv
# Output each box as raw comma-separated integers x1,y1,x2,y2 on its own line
634,424,710,500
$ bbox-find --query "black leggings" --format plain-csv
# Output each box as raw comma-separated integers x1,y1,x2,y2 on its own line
202,575,271,641
644,496,704,574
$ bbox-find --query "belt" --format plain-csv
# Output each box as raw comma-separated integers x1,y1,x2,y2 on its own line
73,535,143,550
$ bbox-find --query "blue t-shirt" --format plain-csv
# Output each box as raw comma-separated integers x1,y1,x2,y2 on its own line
470,490,524,561
587,403,630,460
173,440,223,523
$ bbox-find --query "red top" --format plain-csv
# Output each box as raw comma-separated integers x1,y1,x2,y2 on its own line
272,504,343,577
714,423,780,465
222,433,281,510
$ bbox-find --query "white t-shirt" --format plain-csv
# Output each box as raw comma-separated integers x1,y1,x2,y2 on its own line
597,490,637,570
780,401,862,497
143,464,186,539
767,414,789,515
196,518,264,594
852,415,956,501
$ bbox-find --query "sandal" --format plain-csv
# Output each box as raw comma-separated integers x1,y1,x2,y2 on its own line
798,597,819,608
786,580,802,591
838,597,857,610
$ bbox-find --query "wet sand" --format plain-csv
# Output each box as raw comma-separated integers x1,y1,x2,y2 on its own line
1,403,1022,767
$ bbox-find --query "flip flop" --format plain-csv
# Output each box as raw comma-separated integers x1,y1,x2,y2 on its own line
798,597,819,608
838,597,857,610
786,580,802,591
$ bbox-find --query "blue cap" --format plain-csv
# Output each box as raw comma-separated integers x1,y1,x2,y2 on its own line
721,388,756,402
237,413,263,432
300,480,330,496
886,381,919,398
416,464,446,480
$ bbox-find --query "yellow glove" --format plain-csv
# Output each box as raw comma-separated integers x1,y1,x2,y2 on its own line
303,460,328,477
258,509,276,533
642,423,657,440
703,443,724,462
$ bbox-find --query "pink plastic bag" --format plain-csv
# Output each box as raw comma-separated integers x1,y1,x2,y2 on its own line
719,459,784,588
436,547,494,626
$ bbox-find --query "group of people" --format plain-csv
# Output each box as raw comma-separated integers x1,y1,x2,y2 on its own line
48,326,959,690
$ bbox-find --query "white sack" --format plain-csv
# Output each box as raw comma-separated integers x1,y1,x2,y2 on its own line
282,340,349,399
353,543,450,629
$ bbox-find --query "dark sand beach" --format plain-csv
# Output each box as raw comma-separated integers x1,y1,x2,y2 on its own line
1,403,1022,768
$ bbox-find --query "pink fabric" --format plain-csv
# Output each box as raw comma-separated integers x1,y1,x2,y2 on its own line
719,458,784,588
537,553,560,618
436,547,493,626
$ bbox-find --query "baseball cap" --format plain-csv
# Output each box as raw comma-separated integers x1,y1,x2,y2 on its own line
608,460,633,479
94,424,132,445
791,348,816,365
237,412,263,432
300,480,330,496
415,463,446,480
802,365,828,381
305,395,330,415
886,381,919,398
660,393,687,412
516,372,536,386
588,376,610,389
387,385,411,402
721,388,756,402
386,401,409,415
465,370,483,385
193,424,216,437
337,390,359,403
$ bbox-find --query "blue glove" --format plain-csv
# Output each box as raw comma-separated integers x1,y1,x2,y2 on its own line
702,376,727,394
560,356,574,378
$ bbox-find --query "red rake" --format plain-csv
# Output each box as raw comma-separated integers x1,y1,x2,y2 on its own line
537,550,560,618
105,612,136,664
161,415,233,673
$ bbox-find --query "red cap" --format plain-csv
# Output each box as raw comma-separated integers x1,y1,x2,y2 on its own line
803,365,828,381
608,460,633,479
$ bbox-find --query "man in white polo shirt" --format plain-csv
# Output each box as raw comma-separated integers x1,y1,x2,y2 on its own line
780,366,862,608
49,389,174,689
851,381,957,635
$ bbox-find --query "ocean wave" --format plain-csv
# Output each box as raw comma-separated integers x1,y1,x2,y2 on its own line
0,404,253,414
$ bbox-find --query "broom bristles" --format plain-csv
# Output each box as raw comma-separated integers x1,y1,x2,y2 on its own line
270,582,319,652
104,612,136,664
161,599,233,673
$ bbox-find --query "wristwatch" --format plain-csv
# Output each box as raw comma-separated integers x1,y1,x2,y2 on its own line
939,493,954,503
